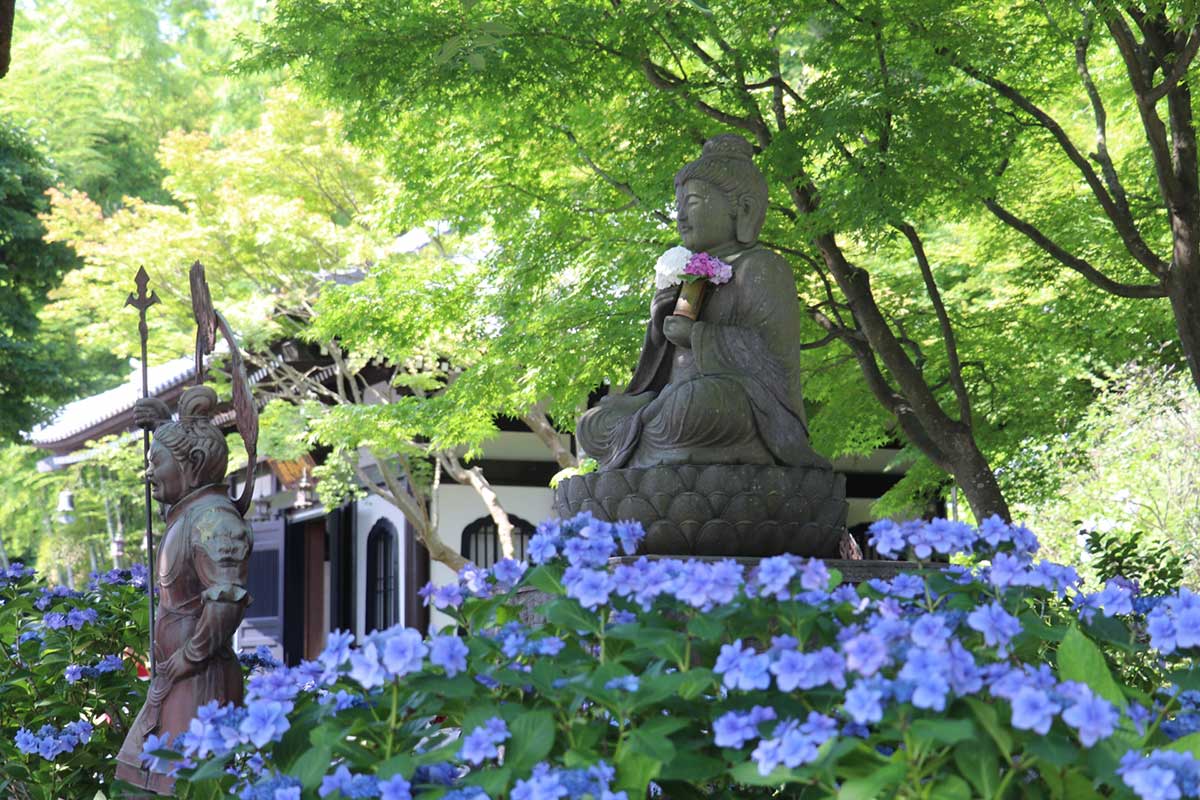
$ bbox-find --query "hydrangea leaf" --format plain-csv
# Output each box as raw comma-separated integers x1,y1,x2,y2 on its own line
835,761,906,800
461,765,511,796
909,718,977,746
964,697,1013,759
505,710,556,774
927,775,971,800
544,598,602,636
728,761,801,787
629,727,676,764
952,740,999,798
183,752,233,783
1056,626,1128,710
1026,733,1079,768
615,750,662,796
1165,731,1200,759
1169,666,1200,692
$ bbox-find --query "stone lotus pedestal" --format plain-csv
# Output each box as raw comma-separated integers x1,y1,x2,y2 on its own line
553,463,848,558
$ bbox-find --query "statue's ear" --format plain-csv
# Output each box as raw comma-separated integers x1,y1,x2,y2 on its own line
735,195,759,243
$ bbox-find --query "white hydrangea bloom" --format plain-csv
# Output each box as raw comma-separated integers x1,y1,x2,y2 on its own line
654,245,693,289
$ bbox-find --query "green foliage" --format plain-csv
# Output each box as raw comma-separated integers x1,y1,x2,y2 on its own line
0,118,115,440
40,87,395,362
250,0,1183,514
0,565,149,799
1086,528,1186,598
1015,365,1200,586
0,0,273,209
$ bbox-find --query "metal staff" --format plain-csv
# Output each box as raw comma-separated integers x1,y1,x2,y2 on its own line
126,266,159,677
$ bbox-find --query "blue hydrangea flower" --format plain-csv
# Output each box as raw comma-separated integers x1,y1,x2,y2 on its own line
379,774,413,800
1118,749,1200,800
712,706,776,749
318,765,379,798
604,675,639,692
1009,687,1061,735
381,628,427,678
528,532,560,564
492,558,527,586
714,640,771,691
966,601,1021,655
866,520,905,558
348,642,386,689
563,567,613,609
842,633,888,677
459,717,510,765
1061,688,1118,747
614,520,644,556
430,634,469,677
753,556,795,599
844,680,887,724
239,699,292,749
797,558,830,591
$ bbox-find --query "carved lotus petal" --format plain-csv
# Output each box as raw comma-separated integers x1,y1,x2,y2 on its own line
644,520,690,555
639,467,687,498
801,468,834,498
723,492,768,534
615,495,658,529
694,466,726,496
694,519,738,555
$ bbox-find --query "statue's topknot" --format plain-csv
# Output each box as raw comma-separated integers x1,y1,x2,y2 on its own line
701,134,756,162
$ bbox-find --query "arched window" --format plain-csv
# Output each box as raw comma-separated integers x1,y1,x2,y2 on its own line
461,515,535,569
365,519,399,633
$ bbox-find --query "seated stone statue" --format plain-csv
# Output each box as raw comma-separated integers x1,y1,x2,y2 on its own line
116,385,253,794
578,134,829,472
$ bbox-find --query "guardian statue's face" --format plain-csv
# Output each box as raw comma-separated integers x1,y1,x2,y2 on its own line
147,441,186,505
676,179,737,253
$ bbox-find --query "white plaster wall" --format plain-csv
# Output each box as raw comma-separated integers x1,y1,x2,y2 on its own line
354,494,410,639
428,484,555,631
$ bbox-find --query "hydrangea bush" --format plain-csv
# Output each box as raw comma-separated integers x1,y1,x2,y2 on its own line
0,563,150,799
154,513,1200,800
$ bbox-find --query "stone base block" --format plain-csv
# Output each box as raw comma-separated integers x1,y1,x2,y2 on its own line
553,463,848,557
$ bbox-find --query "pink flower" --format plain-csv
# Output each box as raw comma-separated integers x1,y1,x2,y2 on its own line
684,252,734,285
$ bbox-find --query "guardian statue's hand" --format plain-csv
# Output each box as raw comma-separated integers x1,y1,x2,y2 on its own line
134,397,171,430
663,314,694,349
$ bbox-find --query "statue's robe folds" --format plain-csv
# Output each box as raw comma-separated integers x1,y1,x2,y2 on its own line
579,245,829,470
116,485,252,793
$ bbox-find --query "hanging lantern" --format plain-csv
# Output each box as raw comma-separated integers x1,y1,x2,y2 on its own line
56,488,76,526
294,470,314,510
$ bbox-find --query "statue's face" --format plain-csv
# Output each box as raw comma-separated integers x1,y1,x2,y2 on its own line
676,179,736,253
147,442,186,505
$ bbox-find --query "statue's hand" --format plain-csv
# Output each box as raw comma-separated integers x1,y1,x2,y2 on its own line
159,648,199,686
134,397,171,430
663,314,694,349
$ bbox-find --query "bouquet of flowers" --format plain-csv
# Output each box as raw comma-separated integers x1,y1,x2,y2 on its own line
654,246,734,319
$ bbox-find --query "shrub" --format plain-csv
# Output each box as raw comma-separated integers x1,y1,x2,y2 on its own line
0,563,150,799
155,513,1200,800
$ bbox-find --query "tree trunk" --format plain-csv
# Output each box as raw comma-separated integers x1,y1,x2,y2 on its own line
809,230,1012,522
521,402,578,469
1167,257,1200,394
438,454,516,561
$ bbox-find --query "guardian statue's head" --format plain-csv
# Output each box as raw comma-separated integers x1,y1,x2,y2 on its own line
147,385,228,504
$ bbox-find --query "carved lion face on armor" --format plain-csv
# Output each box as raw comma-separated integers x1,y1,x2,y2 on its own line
148,385,229,505
674,134,769,250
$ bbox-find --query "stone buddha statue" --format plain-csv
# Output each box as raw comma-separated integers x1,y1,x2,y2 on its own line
578,134,828,472
116,385,253,794
561,134,846,557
